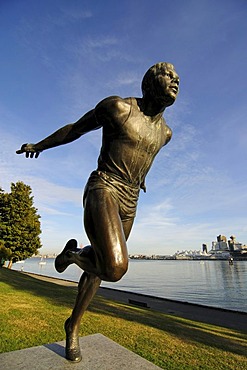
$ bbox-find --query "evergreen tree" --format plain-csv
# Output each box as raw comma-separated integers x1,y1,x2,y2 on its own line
0,240,11,267
0,182,42,268
0,187,9,266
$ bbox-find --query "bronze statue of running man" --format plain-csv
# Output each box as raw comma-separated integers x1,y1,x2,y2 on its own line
17,62,179,362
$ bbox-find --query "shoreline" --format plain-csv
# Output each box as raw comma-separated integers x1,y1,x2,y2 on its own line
23,271,247,333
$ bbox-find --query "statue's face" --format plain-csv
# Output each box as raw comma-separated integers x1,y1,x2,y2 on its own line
151,64,179,106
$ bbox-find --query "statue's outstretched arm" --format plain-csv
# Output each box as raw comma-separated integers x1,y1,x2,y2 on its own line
16,109,101,158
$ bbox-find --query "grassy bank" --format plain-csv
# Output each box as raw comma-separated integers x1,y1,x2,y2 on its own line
0,268,246,369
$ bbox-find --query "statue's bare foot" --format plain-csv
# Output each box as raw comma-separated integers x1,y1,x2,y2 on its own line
64,318,82,363
55,239,78,273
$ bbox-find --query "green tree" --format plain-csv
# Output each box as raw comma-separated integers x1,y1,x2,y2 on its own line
0,187,9,267
0,182,42,268
0,240,11,267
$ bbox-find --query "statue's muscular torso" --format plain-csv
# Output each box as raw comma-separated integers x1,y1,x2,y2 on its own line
94,96,172,187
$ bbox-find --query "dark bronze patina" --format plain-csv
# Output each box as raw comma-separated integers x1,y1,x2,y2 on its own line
17,62,179,362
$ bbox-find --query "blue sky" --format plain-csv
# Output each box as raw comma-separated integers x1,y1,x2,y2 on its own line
1,0,247,255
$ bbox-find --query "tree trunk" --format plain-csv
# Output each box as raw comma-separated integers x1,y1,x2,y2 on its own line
7,260,13,269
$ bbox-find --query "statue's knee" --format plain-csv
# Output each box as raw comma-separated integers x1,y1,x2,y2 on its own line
105,261,128,282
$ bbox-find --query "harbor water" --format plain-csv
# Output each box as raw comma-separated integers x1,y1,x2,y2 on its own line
12,258,247,313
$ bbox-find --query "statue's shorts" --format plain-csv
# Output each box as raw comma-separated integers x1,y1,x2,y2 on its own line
83,170,140,222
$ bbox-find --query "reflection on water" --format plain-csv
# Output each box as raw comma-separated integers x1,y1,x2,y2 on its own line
12,258,247,312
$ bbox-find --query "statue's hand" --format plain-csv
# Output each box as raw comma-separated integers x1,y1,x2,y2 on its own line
16,143,42,158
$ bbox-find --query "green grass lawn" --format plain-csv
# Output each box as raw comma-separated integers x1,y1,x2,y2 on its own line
0,267,246,370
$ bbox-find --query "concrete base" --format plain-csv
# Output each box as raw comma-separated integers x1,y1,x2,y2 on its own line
0,334,162,370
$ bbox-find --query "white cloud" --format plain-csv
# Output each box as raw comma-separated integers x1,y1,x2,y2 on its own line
108,72,140,88
84,36,118,49
60,8,93,22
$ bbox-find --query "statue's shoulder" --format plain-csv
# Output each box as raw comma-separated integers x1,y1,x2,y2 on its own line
96,96,131,112
95,96,132,125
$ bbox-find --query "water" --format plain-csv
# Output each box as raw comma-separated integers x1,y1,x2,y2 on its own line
12,258,247,313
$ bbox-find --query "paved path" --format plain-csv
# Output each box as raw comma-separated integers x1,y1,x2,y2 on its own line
25,272,247,333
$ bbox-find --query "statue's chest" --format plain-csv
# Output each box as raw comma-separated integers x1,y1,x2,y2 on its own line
121,116,166,155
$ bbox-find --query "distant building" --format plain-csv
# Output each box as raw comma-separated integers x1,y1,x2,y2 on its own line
211,235,229,251
207,234,247,260
228,235,243,252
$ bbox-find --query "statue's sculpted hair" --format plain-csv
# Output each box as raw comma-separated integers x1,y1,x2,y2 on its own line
141,62,175,97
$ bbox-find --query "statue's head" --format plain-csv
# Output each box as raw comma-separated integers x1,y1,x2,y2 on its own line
141,62,179,106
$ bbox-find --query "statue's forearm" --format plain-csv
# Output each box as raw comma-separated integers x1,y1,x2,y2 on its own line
34,109,100,152
34,124,80,151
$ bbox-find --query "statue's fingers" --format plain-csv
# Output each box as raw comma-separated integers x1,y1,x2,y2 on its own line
30,152,34,158
35,152,40,158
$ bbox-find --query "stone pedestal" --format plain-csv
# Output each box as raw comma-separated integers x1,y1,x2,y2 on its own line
0,333,162,369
